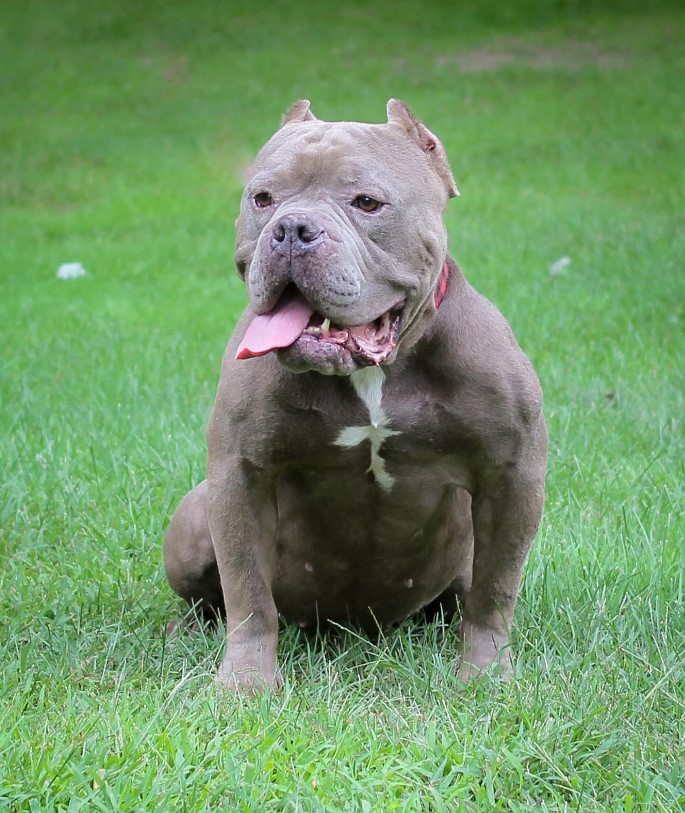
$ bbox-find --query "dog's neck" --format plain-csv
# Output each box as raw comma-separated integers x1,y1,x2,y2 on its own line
434,260,450,309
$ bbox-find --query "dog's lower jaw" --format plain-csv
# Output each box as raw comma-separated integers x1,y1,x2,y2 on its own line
276,342,359,375
276,327,402,376
276,340,370,375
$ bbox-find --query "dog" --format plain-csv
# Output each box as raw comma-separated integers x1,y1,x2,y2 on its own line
164,100,547,691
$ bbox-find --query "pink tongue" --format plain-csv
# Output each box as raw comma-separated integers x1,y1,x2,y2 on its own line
236,293,315,360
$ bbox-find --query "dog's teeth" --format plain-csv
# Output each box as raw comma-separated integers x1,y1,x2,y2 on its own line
321,318,331,334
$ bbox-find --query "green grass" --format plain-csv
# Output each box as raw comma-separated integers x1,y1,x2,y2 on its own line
1,0,684,810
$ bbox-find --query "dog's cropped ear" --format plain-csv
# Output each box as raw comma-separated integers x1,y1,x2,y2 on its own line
281,99,318,127
386,99,459,198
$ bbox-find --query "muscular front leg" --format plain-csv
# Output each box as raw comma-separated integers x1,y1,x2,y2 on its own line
207,455,281,693
458,422,547,681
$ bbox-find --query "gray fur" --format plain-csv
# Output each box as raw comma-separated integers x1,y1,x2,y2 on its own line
164,101,547,691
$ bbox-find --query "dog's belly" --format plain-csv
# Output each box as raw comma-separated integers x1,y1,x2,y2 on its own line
269,466,472,628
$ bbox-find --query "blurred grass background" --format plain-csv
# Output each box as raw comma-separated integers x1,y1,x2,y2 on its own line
1,1,684,810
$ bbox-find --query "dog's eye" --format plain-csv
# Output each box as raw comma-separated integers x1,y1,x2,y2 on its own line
352,195,383,213
253,192,273,208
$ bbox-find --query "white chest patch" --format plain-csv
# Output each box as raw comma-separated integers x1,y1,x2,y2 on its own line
334,366,401,491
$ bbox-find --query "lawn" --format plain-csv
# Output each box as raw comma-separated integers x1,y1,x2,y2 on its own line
1,0,684,810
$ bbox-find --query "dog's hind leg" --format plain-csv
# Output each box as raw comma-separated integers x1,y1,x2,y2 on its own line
163,480,225,630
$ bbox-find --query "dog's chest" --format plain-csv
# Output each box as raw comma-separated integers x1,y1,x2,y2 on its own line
333,367,400,491
262,363,459,494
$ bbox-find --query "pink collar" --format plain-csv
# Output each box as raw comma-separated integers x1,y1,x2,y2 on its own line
434,261,450,308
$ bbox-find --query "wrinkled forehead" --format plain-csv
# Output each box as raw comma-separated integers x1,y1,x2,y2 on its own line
248,120,438,196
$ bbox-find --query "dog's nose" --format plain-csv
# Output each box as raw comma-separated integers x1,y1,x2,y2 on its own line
271,214,325,248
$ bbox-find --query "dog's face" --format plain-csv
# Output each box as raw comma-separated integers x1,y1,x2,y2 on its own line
234,100,458,375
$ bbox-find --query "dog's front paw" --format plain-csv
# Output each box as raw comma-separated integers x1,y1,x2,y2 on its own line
216,642,282,694
457,620,513,684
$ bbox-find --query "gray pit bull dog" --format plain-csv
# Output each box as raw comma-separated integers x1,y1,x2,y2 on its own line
164,100,547,691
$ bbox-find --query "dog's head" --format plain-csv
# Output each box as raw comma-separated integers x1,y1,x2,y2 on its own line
234,100,458,375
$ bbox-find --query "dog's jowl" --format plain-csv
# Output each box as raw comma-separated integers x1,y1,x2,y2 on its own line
163,100,548,692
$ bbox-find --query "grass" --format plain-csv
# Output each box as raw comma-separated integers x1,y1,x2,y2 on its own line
1,0,684,810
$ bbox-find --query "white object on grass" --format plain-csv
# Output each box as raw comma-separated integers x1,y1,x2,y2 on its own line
549,256,571,275
56,262,88,280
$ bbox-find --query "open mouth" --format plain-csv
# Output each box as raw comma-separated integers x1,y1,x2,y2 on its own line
236,289,404,366
299,308,402,364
